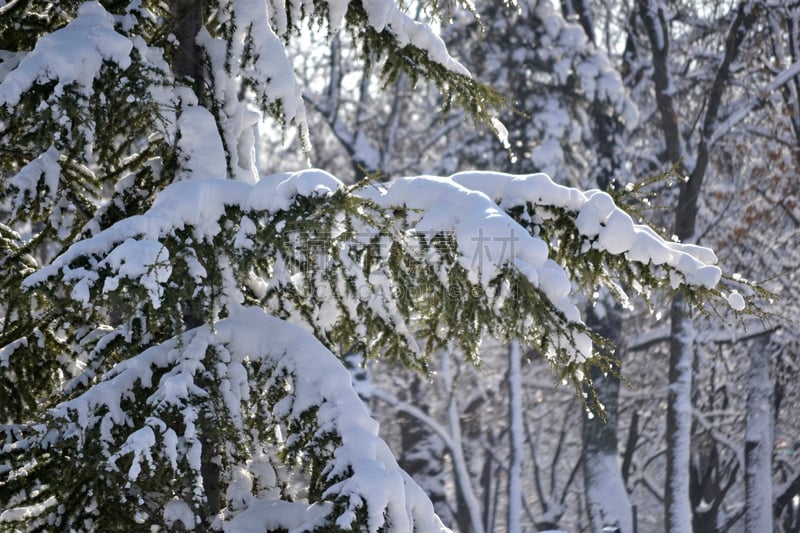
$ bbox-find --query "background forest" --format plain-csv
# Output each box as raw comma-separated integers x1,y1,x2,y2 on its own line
262,0,800,531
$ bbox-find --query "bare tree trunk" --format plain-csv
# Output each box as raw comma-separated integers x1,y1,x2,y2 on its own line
634,6,692,526
583,302,633,533
169,2,218,527
561,0,634,528
664,294,694,533
636,2,759,530
396,375,450,525
441,353,486,533
745,333,774,532
170,0,205,96
507,340,523,533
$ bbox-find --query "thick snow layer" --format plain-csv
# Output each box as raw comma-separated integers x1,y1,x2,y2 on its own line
11,161,733,529
99,238,171,308
26,169,726,371
0,2,132,107
9,147,61,214
0,496,58,524
222,499,331,532
163,500,196,530
46,306,449,532
198,1,309,179
449,171,722,289
327,0,469,77
727,290,745,311
23,171,343,292
584,452,633,532
0,50,25,83
176,106,227,180
228,0,306,124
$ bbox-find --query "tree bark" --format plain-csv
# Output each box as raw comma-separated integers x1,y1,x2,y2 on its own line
507,340,523,533
744,333,774,532
170,3,215,523
440,353,486,533
664,294,695,533
636,3,759,531
636,0,683,168
570,0,633,518
397,375,451,525
169,0,205,96
583,302,633,533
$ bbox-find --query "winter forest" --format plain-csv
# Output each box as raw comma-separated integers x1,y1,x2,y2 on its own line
0,0,798,531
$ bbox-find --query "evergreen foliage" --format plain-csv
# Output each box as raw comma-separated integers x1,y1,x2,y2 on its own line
0,0,744,531
441,0,636,183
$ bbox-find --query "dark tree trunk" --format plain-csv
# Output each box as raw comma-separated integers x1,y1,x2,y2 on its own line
169,0,205,96
170,1,216,515
636,2,759,530
567,0,633,524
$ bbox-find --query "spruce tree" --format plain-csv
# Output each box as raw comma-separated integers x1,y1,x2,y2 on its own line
441,0,636,184
0,0,744,531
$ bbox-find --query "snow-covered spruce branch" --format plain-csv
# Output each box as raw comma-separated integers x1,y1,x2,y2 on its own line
0,307,446,532
0,0,792,531
23,170,729,376
5,168,731,530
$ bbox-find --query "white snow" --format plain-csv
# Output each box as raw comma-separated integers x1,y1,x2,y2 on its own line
666,311,695,533
0,2,132,107
0,50,25,83
597,209,637,255
0,0,753,530
507,340,523,533
40,305,449,532
200,1,309,178
163,500,196,530
99,239,171,308
110,426,156,481
26,168,723,368
584,452,633,532
0,496,58,524
575,190,615,236
744,334,774,532
176,106,227,180
9,147,62,220
0,337,28,368
222,499,331,532
448,171,722,289
727,290,745,311
356,0,469,76
533,0,638,127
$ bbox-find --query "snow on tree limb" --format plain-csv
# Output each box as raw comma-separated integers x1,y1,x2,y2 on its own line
24,168,725,377
0,1,771,531
710,59,800,145
0,2,132,107
1,306,449,532
448,171,722,287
